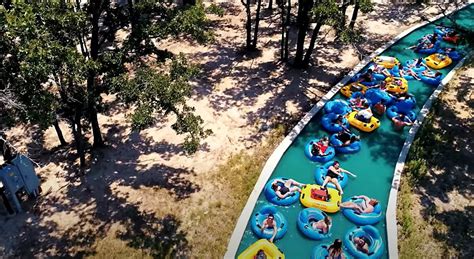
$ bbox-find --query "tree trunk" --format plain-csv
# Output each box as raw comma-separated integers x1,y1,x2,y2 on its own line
72,112,86,169
349,1,360,30
87,1,104,148
243,0,253,50
279,0,285,60
294,0,312,67
268,0,273,10
284,0,291,61
53,119,67,146
303,19,324,67
252,0,263,48
336,2,349,38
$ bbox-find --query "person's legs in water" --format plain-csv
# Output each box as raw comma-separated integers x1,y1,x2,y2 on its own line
331,178,343,195
321,176,331,189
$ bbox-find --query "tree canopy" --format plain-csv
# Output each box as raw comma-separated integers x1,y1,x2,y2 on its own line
0,1,217,168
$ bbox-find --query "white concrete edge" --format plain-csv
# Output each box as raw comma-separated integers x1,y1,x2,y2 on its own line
224,3,472,258
385,53,472,259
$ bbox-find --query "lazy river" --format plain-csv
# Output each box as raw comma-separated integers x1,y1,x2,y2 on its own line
228,4,474,259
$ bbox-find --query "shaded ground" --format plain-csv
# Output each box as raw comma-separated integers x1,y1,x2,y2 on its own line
398,62,473,258
0,1,465,258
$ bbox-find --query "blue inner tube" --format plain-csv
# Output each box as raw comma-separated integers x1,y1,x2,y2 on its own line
314,161,348,189
364,88,393,106
394,96,416,113
311,243,349,259
250,205,288,240
386,105,416,121
434,27,454,36
419,74,443,86
445,50,462,61
304,139,335,163
341,197,383,225
390,66,418,80
415,40,441,54
321,113,349,133
405,60,427,73
329,132,361,154
324,100,352,115
264,178,300,206
344,225,384,259
297,208,332,240
359,80,378,87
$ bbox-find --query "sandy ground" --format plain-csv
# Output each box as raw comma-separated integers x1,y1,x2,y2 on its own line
0,2,466,257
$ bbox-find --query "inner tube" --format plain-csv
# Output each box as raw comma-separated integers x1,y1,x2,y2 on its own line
329,132,361,154
311,243,349,259
419,73,443,86
446,50,462,61
415,40,440,54
342,196,383,225
250,205,288,240
321,113,349,133
434,27,454,37
304,139,335,163
264,178,300,206
364,88,393,106
386,105,416,121
324,99,352,115
237,239,285,259
405,59,427,73
297,208,332,240
314,161,348,189
344,225,384,259
393,96,416,113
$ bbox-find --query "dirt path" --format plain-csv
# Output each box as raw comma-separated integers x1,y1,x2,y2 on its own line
0,2,462,258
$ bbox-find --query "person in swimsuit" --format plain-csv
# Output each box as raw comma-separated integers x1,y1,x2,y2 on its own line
333,115,350,133
311,136,332,156
422,71,442,79
336,131,359,146
353,236,369,254
350,96,366,110
358,69,374,84
254,249,267,259
327,239,346,259
321,161,348,195
340,195,379,214
392,114,413,131
311,214,332,234
356,103,373,123
271,178,305,199
260,214,278,242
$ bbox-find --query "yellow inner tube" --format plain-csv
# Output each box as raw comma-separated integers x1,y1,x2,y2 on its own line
384,77,408,94
347,111,380,133
299,184,341,213
238,239,285,259
340,83,367,98
372,56,400,69
424,54,453,70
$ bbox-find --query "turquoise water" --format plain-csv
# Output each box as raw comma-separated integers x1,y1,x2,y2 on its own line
235,4,474,259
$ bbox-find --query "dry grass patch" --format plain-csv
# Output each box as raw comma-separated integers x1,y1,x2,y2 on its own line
186,125,286,258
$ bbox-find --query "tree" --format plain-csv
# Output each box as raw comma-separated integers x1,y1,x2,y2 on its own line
348,0,373,30
241,0,263,50
1,1,215,169
293,0,339,68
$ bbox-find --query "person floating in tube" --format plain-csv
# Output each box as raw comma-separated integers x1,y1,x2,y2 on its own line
260,214,277,243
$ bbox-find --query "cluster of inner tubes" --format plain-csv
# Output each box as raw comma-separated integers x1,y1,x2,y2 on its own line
242,23,466,259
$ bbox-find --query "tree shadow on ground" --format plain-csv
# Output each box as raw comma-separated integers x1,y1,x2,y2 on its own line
406,66,473,257
0,122,197,257
431,206,474,258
